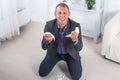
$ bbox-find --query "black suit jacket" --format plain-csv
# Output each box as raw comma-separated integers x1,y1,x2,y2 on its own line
41,18,83,60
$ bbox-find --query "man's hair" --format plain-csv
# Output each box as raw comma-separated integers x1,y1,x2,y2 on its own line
55,3,70,12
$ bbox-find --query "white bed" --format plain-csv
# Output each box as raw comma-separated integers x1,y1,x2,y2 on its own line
102,11,120,63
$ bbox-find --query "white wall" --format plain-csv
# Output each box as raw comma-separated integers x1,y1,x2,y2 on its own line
28,0,49,24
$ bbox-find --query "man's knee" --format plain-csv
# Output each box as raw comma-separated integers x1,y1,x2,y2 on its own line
39,69,48,77
71,71,82,80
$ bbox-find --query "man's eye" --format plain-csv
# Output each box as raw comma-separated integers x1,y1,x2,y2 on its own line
58,12,61,15
64,12,66,15
58,12,66,15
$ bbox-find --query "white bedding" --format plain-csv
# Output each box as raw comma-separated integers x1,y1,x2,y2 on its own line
105,33,120,62
102,12,120,63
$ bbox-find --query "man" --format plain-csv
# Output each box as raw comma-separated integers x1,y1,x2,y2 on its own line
39,3,83,80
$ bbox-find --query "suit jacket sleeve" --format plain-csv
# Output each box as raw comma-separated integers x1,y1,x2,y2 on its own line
74,23,83,52
41,21,52,50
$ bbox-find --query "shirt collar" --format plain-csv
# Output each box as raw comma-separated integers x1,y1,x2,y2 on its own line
57,23,67,32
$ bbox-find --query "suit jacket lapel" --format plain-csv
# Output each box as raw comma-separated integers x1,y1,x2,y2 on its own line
53,21,59,41
65,20,73,36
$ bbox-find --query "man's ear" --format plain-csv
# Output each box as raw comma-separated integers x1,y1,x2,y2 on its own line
54,12,56,17
68,12,70,16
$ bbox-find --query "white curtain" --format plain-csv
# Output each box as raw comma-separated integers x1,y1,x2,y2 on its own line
0,0,19,42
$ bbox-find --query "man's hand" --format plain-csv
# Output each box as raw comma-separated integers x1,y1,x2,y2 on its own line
70,31,79,41
44,34,53,43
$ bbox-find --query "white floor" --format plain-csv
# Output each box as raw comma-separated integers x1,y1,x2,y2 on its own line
0,21,120,80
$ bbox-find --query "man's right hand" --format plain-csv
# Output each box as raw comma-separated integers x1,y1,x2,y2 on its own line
44,34,53,43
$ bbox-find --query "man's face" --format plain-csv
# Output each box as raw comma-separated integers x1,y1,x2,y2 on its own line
55,6,70,28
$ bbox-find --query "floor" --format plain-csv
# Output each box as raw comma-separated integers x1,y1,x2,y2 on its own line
0,21,120,80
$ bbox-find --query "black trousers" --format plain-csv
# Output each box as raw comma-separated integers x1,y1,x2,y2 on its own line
39,54,82,80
